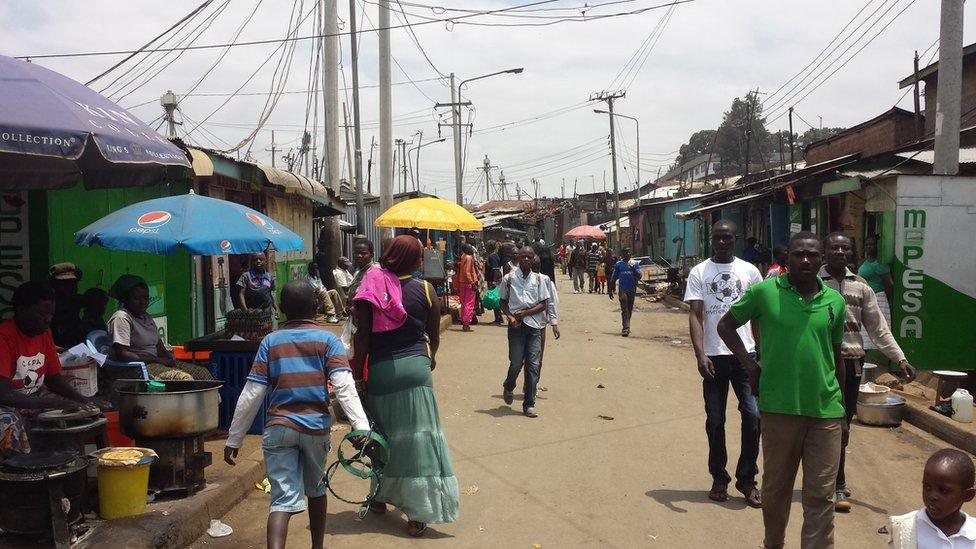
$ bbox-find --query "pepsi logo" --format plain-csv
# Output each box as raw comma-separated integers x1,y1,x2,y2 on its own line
137,211,172,229
245,213,267,227
220,240,232,252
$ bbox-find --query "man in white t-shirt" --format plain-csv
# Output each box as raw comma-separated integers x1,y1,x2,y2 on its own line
684,219,763,509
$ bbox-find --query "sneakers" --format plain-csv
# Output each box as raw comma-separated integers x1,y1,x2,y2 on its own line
326,315,339,323
524,407,538,418
834,490,852,513
622,328,630,337
503,390,514,405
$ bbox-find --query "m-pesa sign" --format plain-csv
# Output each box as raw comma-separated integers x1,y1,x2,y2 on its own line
893,176,976,370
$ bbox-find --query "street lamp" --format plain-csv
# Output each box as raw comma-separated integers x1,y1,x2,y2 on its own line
409,137,446,192
440,67,524,204
594,109,640,190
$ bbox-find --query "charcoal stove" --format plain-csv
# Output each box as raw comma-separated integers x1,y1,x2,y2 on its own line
0,452,89,549
134,435,211,495
28,407,108,456
115,380,222,495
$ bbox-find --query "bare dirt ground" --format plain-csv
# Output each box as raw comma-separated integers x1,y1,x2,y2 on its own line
193,275,964,548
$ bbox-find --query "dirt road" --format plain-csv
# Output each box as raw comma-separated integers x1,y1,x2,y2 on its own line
193,275,963,548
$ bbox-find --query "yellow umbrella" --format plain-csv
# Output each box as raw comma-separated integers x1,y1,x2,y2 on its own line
374,197,483,231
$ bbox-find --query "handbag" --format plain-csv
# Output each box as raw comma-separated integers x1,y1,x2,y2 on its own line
481,286,500,310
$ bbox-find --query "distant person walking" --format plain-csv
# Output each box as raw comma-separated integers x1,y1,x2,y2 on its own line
499,246,553,418
569,242,587,294
455,244,479,332
820,232,916,513
685,220,763,508
608,248,641,337
718,231,847,549
586,243,601,293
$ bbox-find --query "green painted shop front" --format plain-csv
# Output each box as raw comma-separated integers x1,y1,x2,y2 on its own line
31,181,196,344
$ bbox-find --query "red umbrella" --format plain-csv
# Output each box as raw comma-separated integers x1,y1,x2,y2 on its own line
564,225,607,240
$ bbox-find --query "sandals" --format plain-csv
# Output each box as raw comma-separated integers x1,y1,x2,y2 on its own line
708,482,729,502
407,520,428,537
735,481,763,508
369,501,387,515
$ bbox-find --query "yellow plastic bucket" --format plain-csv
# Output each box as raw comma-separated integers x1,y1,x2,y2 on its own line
92,447,157,520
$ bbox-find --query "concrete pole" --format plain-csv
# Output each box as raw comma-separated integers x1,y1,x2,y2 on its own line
608,98,622,252
379,0,394,230
349,0,365,233
324,0,339,193
451,73,463,204
318,0,342,283
934,0,964,175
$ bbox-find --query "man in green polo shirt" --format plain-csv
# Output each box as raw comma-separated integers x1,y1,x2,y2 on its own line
717,231,847,549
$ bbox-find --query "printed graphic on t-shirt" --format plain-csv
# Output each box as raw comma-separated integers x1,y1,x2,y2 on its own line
706,271,744,304
16,352,45,393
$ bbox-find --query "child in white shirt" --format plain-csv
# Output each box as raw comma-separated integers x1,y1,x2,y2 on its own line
889,448,976,548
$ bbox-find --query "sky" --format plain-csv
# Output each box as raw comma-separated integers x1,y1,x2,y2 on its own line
2,0,972,203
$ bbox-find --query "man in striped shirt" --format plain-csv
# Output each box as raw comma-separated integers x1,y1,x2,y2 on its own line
821,232,916,514
224,280,368,549
586,243,602,293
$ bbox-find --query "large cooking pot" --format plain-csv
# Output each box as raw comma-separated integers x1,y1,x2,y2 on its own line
856,394,906,427
116,380,223,439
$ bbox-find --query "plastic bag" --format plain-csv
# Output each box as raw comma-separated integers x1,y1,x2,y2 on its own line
341,317,355,358
481,287,500,310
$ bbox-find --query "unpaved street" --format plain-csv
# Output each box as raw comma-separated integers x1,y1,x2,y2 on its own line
194,275,965,548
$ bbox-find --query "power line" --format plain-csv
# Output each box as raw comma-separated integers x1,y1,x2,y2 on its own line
762,0,878,107
15,0,565,59
393,0,447,77
85,0,215,85
765,0,916,122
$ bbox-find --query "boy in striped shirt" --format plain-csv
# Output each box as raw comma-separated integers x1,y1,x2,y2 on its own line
224,280,368,549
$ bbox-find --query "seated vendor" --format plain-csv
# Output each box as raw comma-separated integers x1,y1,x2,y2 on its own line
307,262,342,324
107,275,212,381
0,281,107,456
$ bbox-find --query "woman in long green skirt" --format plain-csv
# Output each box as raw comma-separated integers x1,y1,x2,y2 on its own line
352,235,459,537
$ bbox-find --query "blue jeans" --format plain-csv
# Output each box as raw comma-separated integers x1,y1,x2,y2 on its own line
262,425,331,513
703,354,760,485
503,324,542,409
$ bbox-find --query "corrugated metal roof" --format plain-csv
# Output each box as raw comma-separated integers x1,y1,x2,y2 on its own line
895,147,976,164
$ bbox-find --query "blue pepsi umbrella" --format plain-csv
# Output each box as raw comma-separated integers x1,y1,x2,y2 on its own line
0,54,191,190
74,192,304,256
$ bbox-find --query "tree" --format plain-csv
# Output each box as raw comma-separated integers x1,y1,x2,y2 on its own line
797,127,846,151
715,91,770,176
676,130,716,166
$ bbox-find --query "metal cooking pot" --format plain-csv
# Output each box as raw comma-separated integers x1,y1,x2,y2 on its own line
856,394,907,427
116,380,223,439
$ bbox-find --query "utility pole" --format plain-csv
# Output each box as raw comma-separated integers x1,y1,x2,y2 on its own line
413,130,423,189
498,171,507,200
591,90,625,251
913,51,923,140
378,0,394,231
788,107,796,173
532,178,539,207
318,0,341,295
265,130,278,168
934,0,964,175
482,155,494,202
743,89,757,178
451,73,463,204
342,103,354,193
160,91,179,138
348,0,366,233
561,178,565,199
366,136,375,194
399,140,409,194
778,132,785,170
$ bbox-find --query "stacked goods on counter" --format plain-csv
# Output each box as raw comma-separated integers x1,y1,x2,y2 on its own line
224,309,273,341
